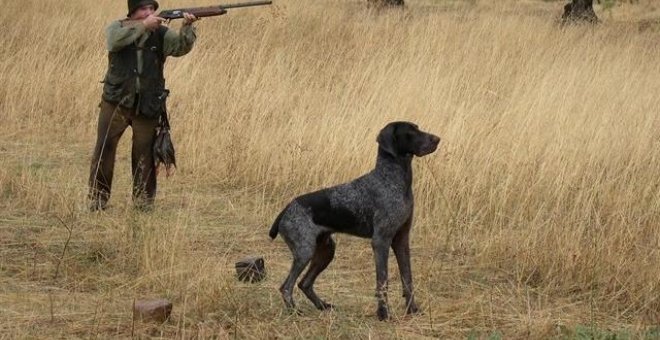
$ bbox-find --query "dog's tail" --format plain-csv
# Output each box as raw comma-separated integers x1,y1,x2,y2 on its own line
268,208,287,239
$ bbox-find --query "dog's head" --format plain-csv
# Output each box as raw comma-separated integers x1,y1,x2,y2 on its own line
377,121,440,158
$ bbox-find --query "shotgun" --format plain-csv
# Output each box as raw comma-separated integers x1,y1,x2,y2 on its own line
158,0,272,20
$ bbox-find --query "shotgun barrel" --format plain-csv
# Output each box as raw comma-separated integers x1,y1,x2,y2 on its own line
158,1,273,20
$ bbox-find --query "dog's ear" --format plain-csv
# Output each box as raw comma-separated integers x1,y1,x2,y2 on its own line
377,123,398,157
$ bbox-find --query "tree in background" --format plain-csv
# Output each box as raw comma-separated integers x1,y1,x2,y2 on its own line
561,0,599,24
367,0,405,8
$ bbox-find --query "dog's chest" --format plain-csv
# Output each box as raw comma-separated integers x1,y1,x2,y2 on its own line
345,180,413,229
374,189,413,229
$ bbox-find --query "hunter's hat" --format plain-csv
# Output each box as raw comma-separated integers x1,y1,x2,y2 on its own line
127,0,159,16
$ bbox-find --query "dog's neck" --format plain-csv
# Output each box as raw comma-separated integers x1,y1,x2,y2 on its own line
375,148,413,190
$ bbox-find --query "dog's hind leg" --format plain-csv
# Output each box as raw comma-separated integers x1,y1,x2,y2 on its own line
278,216,319,312
298,233,336,310
279,247,313,311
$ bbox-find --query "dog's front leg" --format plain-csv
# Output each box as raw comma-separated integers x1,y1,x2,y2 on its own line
372,236,391,320
392,226,419,315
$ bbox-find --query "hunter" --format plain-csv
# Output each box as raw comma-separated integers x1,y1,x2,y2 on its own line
89,0,198,211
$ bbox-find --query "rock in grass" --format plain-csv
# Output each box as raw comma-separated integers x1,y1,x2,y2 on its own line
133,299,172,323
235,256,266,283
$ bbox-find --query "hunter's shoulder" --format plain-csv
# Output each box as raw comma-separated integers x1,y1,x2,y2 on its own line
106,19,124,29
105,19,130,33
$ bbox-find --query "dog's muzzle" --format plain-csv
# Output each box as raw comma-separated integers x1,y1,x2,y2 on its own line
416,134,440,156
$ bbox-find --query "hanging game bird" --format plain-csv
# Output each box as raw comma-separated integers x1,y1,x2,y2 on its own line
153,120,176,177
153,91,176,177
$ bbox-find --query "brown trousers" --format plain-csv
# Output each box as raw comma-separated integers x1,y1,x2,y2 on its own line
89,100,160,210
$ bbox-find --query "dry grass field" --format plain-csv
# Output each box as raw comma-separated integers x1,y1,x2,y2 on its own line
1,0,659,338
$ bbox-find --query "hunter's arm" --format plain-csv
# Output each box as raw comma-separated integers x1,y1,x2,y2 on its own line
105,20,148,52
163,23,197,57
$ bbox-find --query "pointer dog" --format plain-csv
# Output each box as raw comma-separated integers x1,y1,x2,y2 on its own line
269,121,440,320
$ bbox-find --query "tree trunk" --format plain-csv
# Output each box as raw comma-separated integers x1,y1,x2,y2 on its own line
368,0,405,8
561,0,599,24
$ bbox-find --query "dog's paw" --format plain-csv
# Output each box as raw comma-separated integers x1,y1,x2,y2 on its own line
405,303,420,315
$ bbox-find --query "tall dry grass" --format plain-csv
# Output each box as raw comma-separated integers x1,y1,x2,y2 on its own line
1,0,659,338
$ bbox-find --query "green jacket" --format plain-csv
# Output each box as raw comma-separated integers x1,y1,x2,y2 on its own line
102,21,196,116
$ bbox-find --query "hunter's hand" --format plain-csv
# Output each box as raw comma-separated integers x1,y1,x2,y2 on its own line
182,12,199,25
142,15,165,31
